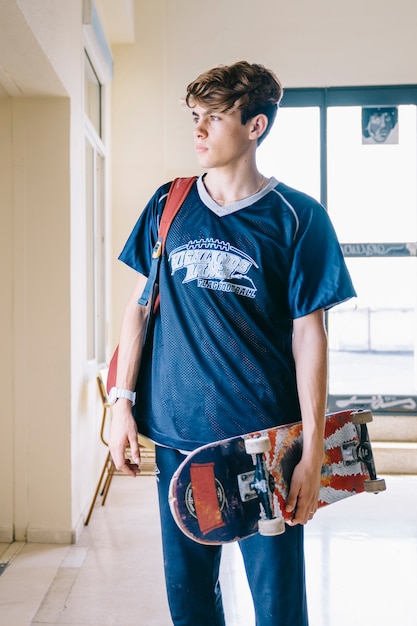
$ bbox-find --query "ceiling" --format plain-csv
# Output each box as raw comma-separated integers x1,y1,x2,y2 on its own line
0,0,135,98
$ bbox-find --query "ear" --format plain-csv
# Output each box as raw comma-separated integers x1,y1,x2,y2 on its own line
248,114,269,141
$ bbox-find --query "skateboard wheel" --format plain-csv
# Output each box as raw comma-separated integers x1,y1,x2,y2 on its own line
364,478,386,493
245,436,271,455
351,410,373,424
258,517,285,536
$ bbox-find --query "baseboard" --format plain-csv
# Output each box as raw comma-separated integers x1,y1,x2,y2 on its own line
26,527,76,544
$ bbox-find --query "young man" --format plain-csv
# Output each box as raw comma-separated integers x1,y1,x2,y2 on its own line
109,61,356,626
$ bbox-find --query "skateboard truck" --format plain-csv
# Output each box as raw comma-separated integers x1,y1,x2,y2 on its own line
351,411,386,494
244,435,286,536
237,471,257,502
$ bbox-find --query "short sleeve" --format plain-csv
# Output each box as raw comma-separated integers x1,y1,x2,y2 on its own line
118,183,171,276
288,202,356,318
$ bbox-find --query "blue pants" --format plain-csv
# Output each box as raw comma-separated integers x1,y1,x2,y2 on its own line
156,446,309,626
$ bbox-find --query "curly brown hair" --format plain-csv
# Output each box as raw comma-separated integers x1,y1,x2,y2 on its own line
185,61,283,144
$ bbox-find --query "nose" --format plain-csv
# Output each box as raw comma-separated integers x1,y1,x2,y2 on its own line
194,119,207,138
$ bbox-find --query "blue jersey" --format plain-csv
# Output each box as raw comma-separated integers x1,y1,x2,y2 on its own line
119,176,356,450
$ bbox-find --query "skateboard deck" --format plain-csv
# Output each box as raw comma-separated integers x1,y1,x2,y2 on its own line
168,409,386,544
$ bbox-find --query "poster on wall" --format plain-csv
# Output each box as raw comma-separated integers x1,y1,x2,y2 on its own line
361,106,399,144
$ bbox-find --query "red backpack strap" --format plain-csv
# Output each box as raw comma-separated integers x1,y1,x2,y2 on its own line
106,344,118,393
138,176,196,306
159,176,197,250
107,177,196,394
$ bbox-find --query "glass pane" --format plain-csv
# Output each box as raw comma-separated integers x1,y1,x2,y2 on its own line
85,139,95,361
84,51,101,136
327,105,417,243
328,257,417,395
95,153,106,364
85,141,106,364
327,103,417,399
257,107,321,199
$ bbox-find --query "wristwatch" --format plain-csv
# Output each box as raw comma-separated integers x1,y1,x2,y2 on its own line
108,387,136,406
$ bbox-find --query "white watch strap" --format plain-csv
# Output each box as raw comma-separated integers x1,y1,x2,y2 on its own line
109,387,136,406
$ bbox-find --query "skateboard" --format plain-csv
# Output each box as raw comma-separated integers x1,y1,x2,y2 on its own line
168,410,386,544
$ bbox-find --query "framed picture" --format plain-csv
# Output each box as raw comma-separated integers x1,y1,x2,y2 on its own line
362,106,399,144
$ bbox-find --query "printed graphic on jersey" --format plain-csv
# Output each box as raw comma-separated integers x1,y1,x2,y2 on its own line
169,238,258,298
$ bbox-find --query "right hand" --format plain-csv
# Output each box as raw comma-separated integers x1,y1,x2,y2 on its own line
109,399,141,477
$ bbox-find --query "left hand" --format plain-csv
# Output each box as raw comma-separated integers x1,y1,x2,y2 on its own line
284,456,322,525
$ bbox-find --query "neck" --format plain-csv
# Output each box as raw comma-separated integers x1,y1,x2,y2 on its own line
204,170,268,205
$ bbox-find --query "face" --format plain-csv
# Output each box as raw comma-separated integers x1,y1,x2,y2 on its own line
191,104,257,171
367,112,395,143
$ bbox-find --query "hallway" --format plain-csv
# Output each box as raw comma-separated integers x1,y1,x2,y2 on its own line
1,473,416,626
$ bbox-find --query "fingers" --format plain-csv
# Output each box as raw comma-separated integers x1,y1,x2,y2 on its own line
285,472,319,526
110,445,137,477
284,492,297,518
112,451,141,477
111,434,141,477
122,458,141,477
286,501,314,526
109,408,141,477
128,433,141,468
286,488,318,525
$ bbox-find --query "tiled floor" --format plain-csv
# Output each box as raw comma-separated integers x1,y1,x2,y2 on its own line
1,474,417,626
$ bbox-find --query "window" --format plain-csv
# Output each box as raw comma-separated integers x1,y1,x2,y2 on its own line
258,86,417,413
83,5,113,366
84,49,106,364
85,51,101,136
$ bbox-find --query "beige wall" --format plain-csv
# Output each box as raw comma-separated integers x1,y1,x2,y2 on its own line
0,96,75,541
0,99,14,538
0,0,416,543
110,0,417,337
12,98,72,541
0,0,108,543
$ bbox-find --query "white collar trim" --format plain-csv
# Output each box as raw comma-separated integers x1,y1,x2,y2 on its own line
197,175,279,216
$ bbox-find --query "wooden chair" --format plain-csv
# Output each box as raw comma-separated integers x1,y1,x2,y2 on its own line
85,369,155,525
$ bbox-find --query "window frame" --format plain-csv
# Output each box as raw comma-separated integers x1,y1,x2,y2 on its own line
82,7,112,368
280,85,417,414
